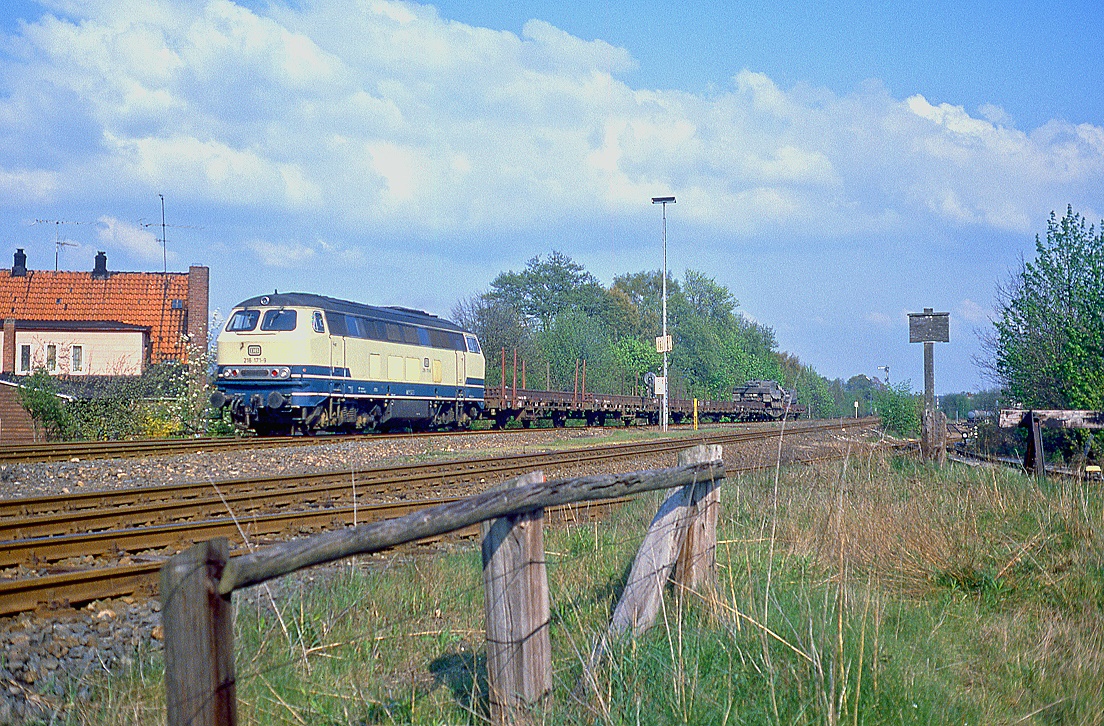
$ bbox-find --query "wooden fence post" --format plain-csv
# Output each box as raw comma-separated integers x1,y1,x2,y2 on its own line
1024,411,1046,478
673,444,724,594
482,472,551,724
161,538,236,726
607,444,723,637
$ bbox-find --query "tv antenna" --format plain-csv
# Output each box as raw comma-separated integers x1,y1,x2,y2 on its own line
32,219,86,270
137,196,202,274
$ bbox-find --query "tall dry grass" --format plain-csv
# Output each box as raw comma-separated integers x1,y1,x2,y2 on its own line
63,450,1104,724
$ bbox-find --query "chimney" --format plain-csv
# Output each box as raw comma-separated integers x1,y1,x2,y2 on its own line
2,319,14,374
92,251,108,279
12,248,27,277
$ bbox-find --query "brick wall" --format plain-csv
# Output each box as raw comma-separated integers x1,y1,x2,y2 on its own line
2,319,14,374
186,265,209,352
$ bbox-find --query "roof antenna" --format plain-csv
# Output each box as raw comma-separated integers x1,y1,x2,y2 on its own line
159,193,167,274
32,219,83,270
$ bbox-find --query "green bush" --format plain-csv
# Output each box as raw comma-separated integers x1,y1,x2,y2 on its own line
16,368,73,441
874,381,922,436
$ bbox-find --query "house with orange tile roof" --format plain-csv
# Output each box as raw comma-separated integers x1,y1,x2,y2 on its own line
0,248,208,377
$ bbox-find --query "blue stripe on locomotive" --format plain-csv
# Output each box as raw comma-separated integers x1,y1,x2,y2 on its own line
215,366,485,410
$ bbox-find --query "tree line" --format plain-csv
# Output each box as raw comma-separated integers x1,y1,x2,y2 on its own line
452,251,842,417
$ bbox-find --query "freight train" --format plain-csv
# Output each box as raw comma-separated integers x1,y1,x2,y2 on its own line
210,293,802,434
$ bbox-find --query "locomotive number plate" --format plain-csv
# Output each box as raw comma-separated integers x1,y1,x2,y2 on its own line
248,345,262,356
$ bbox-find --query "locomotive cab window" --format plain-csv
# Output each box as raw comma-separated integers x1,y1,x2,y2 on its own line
465,335,481,354
312,311,325,333
261,309,297,331
226,310,260,332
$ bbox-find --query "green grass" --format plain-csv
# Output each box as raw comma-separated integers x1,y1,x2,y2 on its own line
64,453,1104,724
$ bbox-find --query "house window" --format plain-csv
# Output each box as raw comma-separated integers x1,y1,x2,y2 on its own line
72,345,83,373
19,345,30,373
46,344,57,372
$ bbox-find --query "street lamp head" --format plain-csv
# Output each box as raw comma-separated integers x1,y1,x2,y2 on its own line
651,196,675,204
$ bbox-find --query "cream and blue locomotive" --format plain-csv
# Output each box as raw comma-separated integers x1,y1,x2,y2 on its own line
210,293,485,434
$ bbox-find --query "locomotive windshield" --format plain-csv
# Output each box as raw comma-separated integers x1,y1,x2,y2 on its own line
226,310,259,331
261,309,297,331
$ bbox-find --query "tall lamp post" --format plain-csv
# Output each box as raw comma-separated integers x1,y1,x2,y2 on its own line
652,195,675,432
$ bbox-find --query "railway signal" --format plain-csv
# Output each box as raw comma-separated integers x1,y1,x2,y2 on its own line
908,308,950,462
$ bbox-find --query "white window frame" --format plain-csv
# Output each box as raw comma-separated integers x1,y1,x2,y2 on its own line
71,345,84,374
46,344,57,373
18,344,31,374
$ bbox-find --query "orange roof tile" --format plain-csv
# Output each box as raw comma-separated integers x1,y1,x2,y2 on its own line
0,270,192,362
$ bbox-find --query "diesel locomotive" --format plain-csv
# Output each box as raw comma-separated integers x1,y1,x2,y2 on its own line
209,293,486,434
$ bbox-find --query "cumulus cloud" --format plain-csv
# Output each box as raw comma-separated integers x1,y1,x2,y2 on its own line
0,0,1101,252
97,216,170,263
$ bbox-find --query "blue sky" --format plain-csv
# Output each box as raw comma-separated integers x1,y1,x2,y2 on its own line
1,0,1102,394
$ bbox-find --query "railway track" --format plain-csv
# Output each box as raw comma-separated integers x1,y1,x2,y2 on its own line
0,420,782,465
0,418,879,616
0,426,536,465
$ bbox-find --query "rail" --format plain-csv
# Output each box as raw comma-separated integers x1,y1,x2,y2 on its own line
0,418,879,617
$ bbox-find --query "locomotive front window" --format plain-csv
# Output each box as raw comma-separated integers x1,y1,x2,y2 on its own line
261,309,297,331
312,311,325,333
465,335,481,354
226,310,260,332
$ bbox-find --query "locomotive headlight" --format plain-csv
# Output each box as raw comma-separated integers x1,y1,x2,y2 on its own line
279,367,290,379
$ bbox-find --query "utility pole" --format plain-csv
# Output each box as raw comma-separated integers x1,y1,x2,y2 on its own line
651,196,675,432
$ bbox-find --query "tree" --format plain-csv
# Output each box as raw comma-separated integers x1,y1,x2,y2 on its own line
986,206,1104,409
17,369,72,441
488,251,601,332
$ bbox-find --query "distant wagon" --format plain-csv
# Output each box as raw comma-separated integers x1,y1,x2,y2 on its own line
732,379,797,420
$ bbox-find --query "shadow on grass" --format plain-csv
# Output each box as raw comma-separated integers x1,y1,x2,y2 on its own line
428,650,489,720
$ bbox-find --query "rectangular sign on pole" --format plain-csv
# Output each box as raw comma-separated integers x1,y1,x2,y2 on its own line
908,311,950,343
655,335,672,353
654,376,667,396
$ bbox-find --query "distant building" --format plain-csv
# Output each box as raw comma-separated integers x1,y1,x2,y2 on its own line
0,248,209,376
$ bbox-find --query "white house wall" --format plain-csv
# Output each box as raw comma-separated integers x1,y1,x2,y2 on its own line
7,330,146,376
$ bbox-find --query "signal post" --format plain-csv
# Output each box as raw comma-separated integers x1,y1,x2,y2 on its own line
908,308,949,463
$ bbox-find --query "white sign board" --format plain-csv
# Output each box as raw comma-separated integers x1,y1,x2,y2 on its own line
654,376,667,396
655,335,673,353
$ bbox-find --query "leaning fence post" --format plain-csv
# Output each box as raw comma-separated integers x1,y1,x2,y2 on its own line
607,443,723,637
161,538,237,726
482,471,551,724
673,444,724,594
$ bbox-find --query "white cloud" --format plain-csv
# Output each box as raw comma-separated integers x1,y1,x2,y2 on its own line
246,238,316,268
0,0,1101,247
865,312,894,327
958,298,988,324
97,215,169,263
